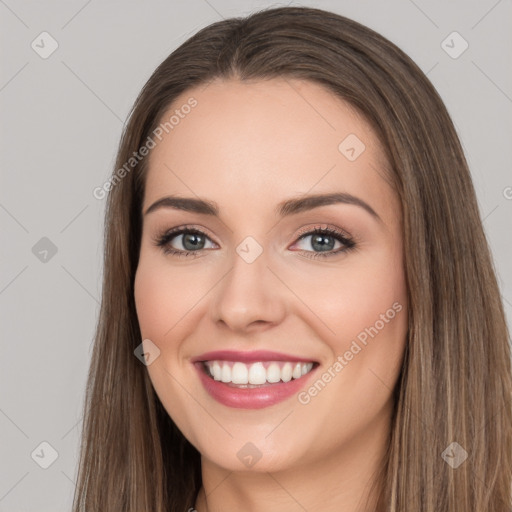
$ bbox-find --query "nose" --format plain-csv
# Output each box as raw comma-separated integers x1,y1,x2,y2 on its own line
210,241,287,333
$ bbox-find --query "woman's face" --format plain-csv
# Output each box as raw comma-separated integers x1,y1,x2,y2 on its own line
134,78,408,473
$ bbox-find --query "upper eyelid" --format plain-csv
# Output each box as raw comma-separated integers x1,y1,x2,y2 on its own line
295,224,352,240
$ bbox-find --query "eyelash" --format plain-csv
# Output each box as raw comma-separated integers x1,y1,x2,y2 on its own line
152,225,356,260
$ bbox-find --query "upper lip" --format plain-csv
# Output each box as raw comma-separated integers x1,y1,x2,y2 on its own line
191,350,318,364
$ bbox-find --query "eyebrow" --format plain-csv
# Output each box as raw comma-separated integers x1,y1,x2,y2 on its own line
144,192,381,221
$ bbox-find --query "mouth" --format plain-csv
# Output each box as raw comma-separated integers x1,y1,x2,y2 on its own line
192,351,319,409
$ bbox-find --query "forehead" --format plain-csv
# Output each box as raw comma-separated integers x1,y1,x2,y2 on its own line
143,78,393,217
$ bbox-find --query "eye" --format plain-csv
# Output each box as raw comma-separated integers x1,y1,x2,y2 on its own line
153,227,217,258
289,226,356,259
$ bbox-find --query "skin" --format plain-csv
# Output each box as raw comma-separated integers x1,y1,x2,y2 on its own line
134,78,408,512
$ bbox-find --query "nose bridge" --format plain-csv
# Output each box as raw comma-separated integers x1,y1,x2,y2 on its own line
211,233,285,330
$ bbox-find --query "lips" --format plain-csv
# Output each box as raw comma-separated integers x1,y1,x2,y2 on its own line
191,350,317,364
192,350,319,409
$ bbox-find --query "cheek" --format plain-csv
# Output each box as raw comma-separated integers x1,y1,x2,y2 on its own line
295,257,407,439
323,252,408,392
133,258,181,343
133,259,202,440
292,251,407,349
133,254,204,342
134,265,162,340
343,267,405,339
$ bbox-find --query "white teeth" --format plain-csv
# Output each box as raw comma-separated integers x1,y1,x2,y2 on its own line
212,361,222,381
281,362,293,382
231,362,248,384
221,364,231,383
248,362,267,385
204,360,314,385
266,362,281,383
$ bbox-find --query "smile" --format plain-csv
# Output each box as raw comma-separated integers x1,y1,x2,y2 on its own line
192,350,319,409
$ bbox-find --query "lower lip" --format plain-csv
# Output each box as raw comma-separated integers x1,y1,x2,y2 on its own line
194,362,317,409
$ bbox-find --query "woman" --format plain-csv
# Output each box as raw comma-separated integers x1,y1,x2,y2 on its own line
73,6,512,511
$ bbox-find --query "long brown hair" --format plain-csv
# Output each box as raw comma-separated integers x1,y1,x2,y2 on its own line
72,6,512,511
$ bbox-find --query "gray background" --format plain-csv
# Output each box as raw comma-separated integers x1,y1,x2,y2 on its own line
0,0,510,510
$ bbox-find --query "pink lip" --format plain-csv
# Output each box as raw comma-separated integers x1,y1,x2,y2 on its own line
191,350,317,364
192,351,318,409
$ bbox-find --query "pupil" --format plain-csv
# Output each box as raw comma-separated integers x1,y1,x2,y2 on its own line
312,234,334,252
